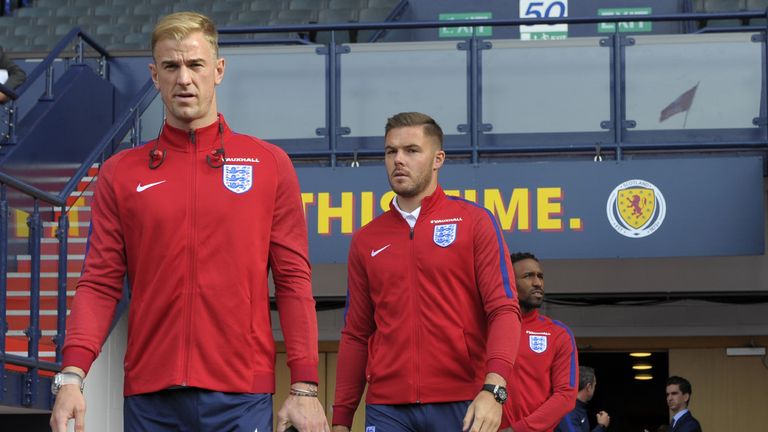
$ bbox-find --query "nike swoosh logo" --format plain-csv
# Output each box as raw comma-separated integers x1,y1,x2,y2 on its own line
371,244,391,257
136,180,166,192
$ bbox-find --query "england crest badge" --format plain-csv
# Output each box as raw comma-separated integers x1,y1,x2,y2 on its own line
223,164,253,194
529,335,548,353
433,223,457,247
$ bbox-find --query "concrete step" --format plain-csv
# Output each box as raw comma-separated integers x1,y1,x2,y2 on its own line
15,254,87,272
6,272,82,291
6,295,74,311
5,311,67,332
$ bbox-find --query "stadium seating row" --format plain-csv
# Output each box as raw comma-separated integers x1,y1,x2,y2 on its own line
0,0,400,52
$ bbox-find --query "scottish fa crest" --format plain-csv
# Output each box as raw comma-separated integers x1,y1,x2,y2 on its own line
223,164,253,194
529,335,548,353
433,224,457,247
606,179,666,238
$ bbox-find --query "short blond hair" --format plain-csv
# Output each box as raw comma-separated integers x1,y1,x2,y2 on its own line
151,12,219,60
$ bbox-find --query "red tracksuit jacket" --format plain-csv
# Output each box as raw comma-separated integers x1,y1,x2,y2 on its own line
504,310,578,431
333,186,521,427
63,116,319,396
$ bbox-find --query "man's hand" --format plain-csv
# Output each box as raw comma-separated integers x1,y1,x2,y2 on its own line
462,390,502,432
596,410,610,428
49,385,86,432
276,394,330,432
0,93,8,104
50,367,86,432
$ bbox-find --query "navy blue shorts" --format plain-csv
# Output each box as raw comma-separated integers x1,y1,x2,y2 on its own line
124,388,273,432
365,401,471,432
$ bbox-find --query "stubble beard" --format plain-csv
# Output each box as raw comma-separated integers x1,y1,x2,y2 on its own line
389,170,432,199
520,297,543,312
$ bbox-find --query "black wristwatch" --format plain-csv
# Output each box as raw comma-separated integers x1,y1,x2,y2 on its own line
482,384,508,404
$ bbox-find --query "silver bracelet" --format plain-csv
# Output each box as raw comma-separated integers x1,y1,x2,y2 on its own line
289,389,318,397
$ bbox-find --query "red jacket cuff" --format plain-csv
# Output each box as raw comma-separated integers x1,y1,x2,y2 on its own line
486,358,512,383
62,346,97,375
511,420,530,432
332,408,355,428
290,363,319,385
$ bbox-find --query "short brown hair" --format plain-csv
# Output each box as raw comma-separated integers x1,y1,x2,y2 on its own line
152,12,219,60
385,112,444,149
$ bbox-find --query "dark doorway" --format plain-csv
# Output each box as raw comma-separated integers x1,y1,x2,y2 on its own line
578,351,669,432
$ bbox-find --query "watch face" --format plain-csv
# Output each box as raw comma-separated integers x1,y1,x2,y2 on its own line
497,387,508,401
52,374,61,394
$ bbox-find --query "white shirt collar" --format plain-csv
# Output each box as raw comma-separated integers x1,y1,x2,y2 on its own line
672,408,689,425
392,196,420,228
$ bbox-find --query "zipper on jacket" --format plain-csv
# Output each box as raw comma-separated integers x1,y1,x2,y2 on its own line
181,129,198,386
409,223,421,403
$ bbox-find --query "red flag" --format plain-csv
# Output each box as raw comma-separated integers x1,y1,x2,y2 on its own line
659,83,699,122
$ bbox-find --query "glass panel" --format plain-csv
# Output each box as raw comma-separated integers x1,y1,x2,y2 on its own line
140,92,164,143
626,33,762,131
483,37,610,134
141,45,327,153
340,41,467,144
216,45,326,141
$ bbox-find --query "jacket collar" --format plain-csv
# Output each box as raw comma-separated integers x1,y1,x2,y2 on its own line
158,114,231,153
522,309,541,323
389,184,447,215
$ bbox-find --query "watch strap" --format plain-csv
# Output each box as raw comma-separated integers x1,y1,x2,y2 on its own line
53,372,84,395
482,383,507,404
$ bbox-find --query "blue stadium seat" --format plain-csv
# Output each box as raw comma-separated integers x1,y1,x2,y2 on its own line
116,14,150,26
31,34,61,52
35,15,76,28
704,0,746,11
123,32,148,47
329,0,363,9
212,1,248,14
15,6,53,18
36,0,67,8
359,7,393,22
172,2,212,14
235,10,273,26
289,0,329,10
134,3,170,16
14,23,48,39
93,4,131,18
367,0,400,8
318,8,359,23
95,22,139,38
54,22,76,37
55,6,92,18
274,9,320,24
248,0,284,12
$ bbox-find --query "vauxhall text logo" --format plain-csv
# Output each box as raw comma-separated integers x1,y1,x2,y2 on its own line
606,179,666,238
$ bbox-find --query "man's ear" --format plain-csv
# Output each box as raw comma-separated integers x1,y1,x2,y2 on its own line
433,149,445,170
214,57,225,86
148,63,159,89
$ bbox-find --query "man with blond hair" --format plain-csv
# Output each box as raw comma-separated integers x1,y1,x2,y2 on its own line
50,12,328,432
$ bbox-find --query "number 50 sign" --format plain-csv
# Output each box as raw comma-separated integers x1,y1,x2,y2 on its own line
519,0,568,40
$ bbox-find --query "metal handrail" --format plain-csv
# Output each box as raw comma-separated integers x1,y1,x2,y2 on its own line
0,32,155,406
0,83,18,101
0,171,63,207
56,79,158,205
217,11,768,36
12,27,109,98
